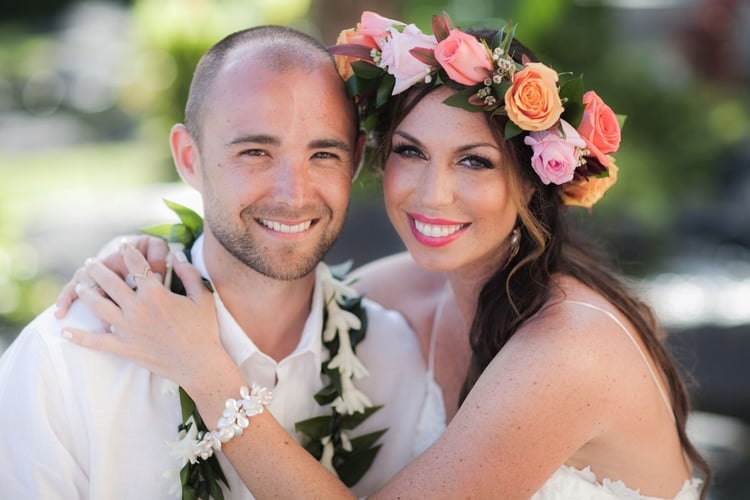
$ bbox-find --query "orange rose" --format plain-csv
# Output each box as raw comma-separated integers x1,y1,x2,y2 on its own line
333,28,379,81
504,62,563,131
560,161,618,208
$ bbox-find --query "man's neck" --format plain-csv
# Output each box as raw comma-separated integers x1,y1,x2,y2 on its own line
200,236,317,363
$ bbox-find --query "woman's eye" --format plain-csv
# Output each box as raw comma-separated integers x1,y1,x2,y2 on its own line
392,144,425,159
459,154,494,170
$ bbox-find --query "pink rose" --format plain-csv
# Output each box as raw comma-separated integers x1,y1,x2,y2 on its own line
577,90,621,155
524,120,586,185
434,29,493,85
380,24,437,95
358,11,403,44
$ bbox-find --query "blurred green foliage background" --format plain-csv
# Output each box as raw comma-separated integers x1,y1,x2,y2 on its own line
0,0,748,325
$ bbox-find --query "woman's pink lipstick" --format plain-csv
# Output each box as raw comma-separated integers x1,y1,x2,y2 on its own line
408,213,469,248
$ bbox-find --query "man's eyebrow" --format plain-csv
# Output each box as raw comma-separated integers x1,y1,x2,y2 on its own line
309,139,352,153
227,134,280,147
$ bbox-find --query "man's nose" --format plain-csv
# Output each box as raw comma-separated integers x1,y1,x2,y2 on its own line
272,158,310,206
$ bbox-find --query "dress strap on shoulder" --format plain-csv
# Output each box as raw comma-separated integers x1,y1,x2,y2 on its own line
427,287,449,373
561,300,675,422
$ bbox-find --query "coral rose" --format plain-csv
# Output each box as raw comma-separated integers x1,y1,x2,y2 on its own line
434,29,493,85
504,62,563,131
560,161,618,208
578,90,621,155
380,24,437,94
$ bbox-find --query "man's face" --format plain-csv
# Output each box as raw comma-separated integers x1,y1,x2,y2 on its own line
194,50,357,280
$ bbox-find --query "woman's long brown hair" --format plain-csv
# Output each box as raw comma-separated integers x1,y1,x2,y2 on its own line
368,29,710,496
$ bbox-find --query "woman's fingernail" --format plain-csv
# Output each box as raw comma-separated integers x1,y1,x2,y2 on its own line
61,330,73,340
154,273,163,283
119,238,130,255
74,283,83,295
175,251,187,263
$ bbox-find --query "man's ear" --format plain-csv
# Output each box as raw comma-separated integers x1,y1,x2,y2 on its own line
352,131,366,181
170,124,202,191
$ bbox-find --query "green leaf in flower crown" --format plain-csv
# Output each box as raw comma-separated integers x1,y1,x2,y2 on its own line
351,60,383,80
295,415,334,441
375,74,395,108
492,81,512,99
339,405,383,430
504,120,524,139
617,114,627,128
345,74,361,99
442,86,484,113
559,74,585,128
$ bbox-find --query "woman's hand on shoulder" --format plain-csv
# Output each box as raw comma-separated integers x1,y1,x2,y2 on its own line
55,235,169,318
60,242,226,393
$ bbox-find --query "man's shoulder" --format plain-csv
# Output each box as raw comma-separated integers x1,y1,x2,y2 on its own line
5,302,105,355
0,301,146,388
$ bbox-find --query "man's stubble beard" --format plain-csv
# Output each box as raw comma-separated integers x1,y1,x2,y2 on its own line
206,205,345,281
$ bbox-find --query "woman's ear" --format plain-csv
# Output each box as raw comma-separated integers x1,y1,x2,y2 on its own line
170,124,202,191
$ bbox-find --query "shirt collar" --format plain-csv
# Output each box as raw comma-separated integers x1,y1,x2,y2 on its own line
189,235,324,370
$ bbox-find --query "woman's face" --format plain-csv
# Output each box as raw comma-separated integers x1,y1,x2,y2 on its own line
383,86,521,280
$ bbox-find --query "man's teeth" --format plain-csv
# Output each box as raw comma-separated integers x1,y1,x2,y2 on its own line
414,220,464,238
260,219,312,233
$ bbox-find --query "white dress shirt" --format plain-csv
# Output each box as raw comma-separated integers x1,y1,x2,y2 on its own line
0,237,428,499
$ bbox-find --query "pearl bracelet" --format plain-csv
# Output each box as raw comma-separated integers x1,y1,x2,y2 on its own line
194,384,273,460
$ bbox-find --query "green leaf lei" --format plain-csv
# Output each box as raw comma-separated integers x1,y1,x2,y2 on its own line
142,200,385,499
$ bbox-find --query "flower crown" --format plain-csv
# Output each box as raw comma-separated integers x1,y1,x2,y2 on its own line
329,11,625,208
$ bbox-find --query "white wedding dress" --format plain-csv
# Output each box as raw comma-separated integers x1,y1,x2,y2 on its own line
412,300,703,500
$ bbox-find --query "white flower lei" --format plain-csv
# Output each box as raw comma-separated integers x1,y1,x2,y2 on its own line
145,201,384,499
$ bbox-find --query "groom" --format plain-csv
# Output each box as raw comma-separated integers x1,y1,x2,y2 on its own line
0,26,427,498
